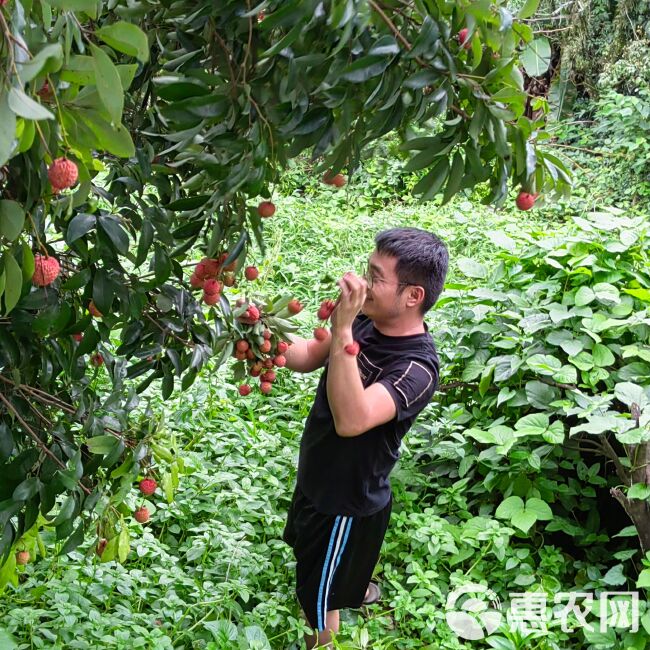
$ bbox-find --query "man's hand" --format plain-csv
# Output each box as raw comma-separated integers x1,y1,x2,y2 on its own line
330,272,367,333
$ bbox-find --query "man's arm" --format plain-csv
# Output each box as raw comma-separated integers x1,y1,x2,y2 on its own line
325,272,397,437
326,326,397,437
283,332,332,373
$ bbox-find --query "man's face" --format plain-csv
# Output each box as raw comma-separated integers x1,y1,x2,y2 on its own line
361,251,409,320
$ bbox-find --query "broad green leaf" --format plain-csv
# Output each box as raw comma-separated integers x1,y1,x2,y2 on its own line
575,285,595,306
623,288,650,303
13,476,41,501
2,251,22,314
0,91,17,166
118,525,130,562
90,43,124,124
552,365,577,384
98,215,130,254
526,354,561,376
457,257,487,279
495,495,524,519
66,213,96,244
614,382,647,408
525,498,553,520
592,343,615,367
518,0,541,19
514,413,549,437
8,88,54,121
16,44,63,82
86,435,119,454
628,483,650,500
520,37,551,77
96,21,150,63
0,201,25,241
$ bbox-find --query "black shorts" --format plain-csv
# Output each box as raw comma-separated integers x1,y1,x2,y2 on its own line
282,483,392,632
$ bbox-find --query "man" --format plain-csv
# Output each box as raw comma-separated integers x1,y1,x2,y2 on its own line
282,227,449,649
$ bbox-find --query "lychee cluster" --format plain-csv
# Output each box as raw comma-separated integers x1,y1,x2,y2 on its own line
313,299,336,340
132,476,157,525
190,253,260,304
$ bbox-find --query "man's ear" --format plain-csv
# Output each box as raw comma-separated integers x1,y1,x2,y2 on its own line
406,285,425,309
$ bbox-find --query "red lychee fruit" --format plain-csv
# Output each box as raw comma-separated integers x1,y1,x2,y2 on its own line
239,384,252,396
245,266,259,281
16,551,30,565
313,327,328,341
239,304,260,324
72,333,83,342
37,81,53,101
90,353,104,366
250,366,262,377
344,342,360,356
32,254,61,286
246,348,255,360
139,478,157,496
276,341,289,354
223,272,236,287
317,299,336,321
235,350,247,361
261,370,276,383
259,340,272,354
203,291,220,305
257,10,265,22
190,273,204,289
263,358,274,369
194,261,207,280
273,354,287,367
257,201,276,218
48,157,78,192
236,339,250,352
287,299,303,315
203,278,222,295
202,258,221,277
458,28,471,50
263,329,272,340
516,191,537,211
134,506,150,524
96,538,107,557
260,381,272,394
322,172,346,187
88,301,102,318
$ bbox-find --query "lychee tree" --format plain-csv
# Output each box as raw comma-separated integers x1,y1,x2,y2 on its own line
0,0,570,579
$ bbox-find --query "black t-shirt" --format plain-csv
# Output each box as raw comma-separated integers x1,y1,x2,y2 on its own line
296,315,440,517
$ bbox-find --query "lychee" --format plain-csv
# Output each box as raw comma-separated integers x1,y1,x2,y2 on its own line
257,201,276,218
245,266,259,281
323,172,346,187
259,340,272,354
72,333,83,342
246,348,255,360
203,278,222,295
190,273,204,289
260,381,272,394
516,191,537,211
273,354,287,367
202,258,221,277
88,301,102,318
32,254,61,286
223,272,236,287
263,329,272,340
261,370,276,383
458,28,471,50
344,342,360,356
16,551,30,565
194,261,208,280
139,478,157,496
235,350,247,361
317,299,336,321
313,327,328,341
250,366,262,377
90,353,104,366
236,339,250,352
134,506,150,523
239,384,252,396
48,157,78,192
287,299,303,315
263,358,274,369
276,341,289,354
203,291,220,305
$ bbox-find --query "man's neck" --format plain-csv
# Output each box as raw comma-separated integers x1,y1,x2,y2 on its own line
371,316,426,337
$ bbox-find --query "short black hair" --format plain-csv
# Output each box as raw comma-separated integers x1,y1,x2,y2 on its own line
374,227,449,314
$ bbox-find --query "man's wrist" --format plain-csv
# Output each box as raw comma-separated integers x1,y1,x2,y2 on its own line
331,325,354,347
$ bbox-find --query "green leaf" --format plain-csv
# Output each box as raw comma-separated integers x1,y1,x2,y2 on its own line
495,495,524,519
628,483,650,500
520,37,551,77
66,213,96,244
0,91,17,166
93,269,114,315
575,285,595,306
47,0,97,13
60,522,85,556
7,88,54,121
623,288,650,302
441,151,464,205
592,343,615,368
13,476,41,501
457,257,487,279
98,215,129,254
552,365,577,384
2,251,22,314
518,0,541,19
77,110,135,158
0,201,25,241
526,354,562,376
96,21,150,63
16,44,63,82
86,435,119,454
615,382,647,408
412,156,450,200
525,497,553,520
118,525,130,562
90,43,124,124
514,413,549,437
